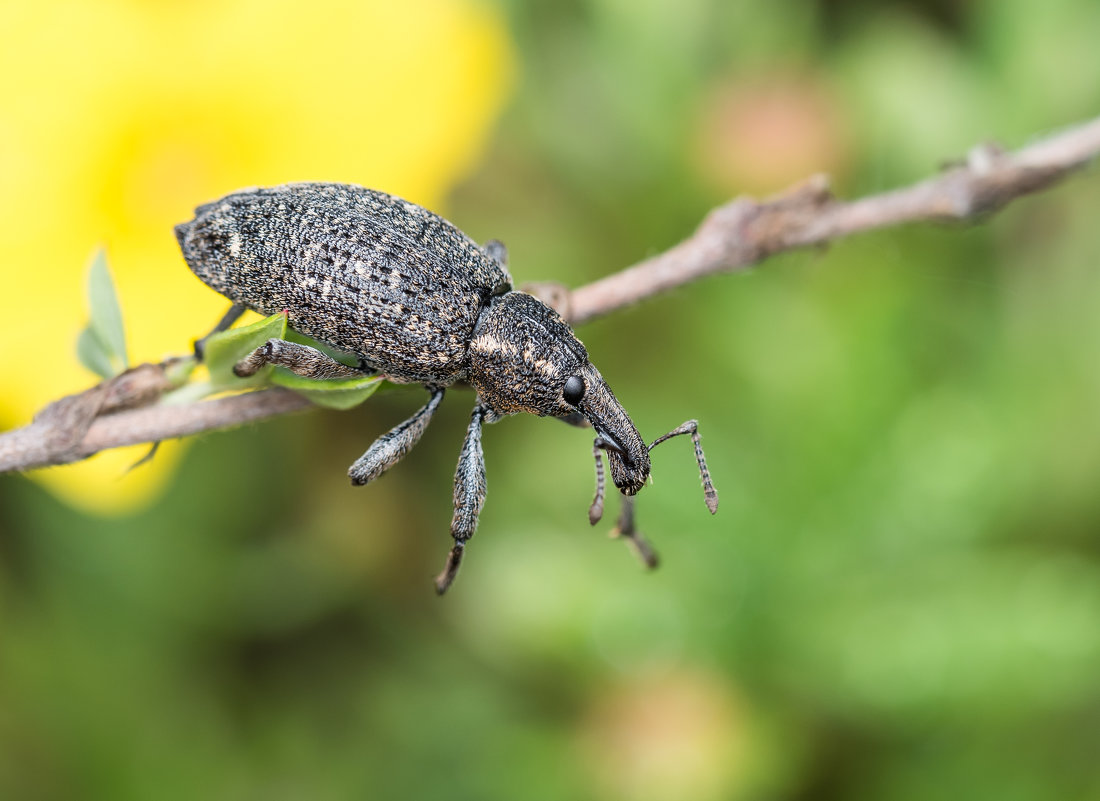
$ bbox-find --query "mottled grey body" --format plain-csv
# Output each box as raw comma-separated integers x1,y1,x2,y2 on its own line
176,183,510,385
176,182,717,593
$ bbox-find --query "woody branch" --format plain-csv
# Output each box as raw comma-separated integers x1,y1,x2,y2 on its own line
1,115,1099,474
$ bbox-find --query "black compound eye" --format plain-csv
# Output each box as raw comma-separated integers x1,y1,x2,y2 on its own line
562,375,586,406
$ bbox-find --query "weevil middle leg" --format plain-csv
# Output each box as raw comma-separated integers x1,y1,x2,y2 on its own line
348,388,444,486
435,403,489,594
611,495,658,569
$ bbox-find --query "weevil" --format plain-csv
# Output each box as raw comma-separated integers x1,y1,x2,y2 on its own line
175,182,717,592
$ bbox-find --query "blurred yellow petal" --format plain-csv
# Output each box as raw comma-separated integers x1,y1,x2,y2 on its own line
0,0,514,514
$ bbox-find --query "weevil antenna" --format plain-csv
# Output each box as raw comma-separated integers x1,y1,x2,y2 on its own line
589,438,608,525
648,420,719,514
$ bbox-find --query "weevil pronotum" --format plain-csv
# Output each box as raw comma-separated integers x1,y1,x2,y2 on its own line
176,183,717,593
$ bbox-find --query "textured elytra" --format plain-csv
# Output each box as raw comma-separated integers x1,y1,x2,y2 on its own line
176,183,512,385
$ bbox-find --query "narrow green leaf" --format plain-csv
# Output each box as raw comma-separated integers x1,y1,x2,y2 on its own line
76,325,115,379
203,312,287,388
271,369,385,409
200,312,385,407
86,248,129,370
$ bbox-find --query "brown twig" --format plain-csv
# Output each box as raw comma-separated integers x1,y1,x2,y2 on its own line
2,116,1099,474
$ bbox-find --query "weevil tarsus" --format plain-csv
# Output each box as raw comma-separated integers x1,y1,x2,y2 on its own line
435,542,465,595
648,419,719,514
348,388,444,486
436,404,489,594
234,338,370,380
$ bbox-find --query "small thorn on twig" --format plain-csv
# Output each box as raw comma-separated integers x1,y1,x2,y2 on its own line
125,441,161,473
968,142,1007,174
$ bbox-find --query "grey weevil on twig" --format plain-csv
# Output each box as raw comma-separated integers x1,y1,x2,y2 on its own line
175,183,717,593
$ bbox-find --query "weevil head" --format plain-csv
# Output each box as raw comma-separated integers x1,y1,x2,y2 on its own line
469,292,650,494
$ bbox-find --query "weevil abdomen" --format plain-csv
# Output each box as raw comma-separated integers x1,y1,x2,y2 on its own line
175,183,512,384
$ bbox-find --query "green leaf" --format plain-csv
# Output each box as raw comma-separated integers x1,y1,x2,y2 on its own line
163,356,199,388
203,312,287,388
271,369,385,410
200,312,385,407
86,248,129,370
76,325,115,379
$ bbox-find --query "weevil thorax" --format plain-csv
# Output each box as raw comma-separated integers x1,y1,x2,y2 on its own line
469,292,651,494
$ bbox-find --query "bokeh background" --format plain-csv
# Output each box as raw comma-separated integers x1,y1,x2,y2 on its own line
2,1,1100,799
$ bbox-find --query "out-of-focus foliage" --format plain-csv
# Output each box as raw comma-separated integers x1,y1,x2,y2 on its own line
3,1,1100,800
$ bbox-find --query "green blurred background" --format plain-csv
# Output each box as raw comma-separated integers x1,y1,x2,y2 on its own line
3,1,1100,799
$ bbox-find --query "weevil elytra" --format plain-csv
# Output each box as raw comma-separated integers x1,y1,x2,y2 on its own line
175,182,717,592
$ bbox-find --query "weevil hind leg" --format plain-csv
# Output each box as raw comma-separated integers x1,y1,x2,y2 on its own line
481,239,513,294
648,419,719,514
194,303,246,360
482,239,508,269
435,404,489,594
234,338,370,380
348,388,445,486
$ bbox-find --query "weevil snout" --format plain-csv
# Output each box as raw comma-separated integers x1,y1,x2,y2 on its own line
605,449,647,495
577,368,650,495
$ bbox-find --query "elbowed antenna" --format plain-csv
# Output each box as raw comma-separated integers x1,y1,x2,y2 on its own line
588,419,718,528
649,420,718,514
588,435,612,525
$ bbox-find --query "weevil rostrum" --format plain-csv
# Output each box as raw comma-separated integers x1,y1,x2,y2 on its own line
175,182,717,593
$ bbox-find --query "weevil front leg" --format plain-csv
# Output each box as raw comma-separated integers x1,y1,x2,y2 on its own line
586,443,660,567
234,339,370,380
348,388,444,486
435,404,489,594
611,495,658,569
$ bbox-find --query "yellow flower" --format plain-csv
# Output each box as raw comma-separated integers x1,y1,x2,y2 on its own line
0,0,514,514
